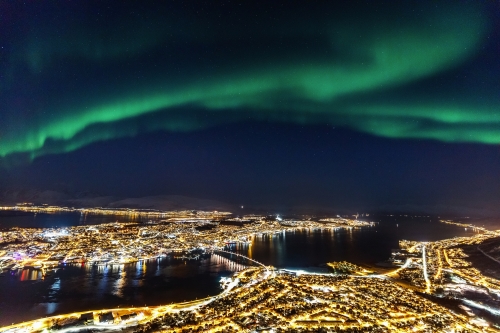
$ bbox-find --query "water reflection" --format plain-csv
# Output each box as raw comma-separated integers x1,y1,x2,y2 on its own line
50,278,60,291
14,268,43,281
31,302,58,317
113,266,127,297
97,264,110,298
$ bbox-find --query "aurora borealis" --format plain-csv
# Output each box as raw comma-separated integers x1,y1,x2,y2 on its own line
1,1,499,160
1,1,500,214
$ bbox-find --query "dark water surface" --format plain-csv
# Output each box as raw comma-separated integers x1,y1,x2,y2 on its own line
245,216,479,268
0,213,479,325
0,210,149,228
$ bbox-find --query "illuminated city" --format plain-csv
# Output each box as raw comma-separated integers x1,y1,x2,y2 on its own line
1,206,500,332
0,205,370,272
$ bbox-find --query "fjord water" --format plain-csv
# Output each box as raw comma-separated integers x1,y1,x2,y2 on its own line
0,210,150,228
0,213,478,325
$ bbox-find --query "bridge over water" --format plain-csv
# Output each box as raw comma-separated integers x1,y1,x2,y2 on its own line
213,249,268,271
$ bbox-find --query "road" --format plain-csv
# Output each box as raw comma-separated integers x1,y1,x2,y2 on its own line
422,244,431,293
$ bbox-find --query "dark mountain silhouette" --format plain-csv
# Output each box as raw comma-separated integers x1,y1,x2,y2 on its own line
0,188,234,211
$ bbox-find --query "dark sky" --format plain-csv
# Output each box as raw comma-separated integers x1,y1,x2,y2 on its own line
1,1,499,215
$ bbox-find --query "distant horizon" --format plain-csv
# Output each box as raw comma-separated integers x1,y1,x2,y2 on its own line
1,190,500,220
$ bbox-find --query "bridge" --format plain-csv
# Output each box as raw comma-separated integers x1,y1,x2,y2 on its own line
214,249,268,271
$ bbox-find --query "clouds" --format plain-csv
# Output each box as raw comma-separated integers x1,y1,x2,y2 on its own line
0,1,496,162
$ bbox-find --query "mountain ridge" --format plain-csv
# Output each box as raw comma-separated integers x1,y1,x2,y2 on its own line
0,189,234,212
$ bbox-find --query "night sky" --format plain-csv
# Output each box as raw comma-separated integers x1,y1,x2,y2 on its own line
1,1,499,215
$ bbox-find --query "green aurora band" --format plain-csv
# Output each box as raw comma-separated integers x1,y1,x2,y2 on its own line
1,2,497,162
